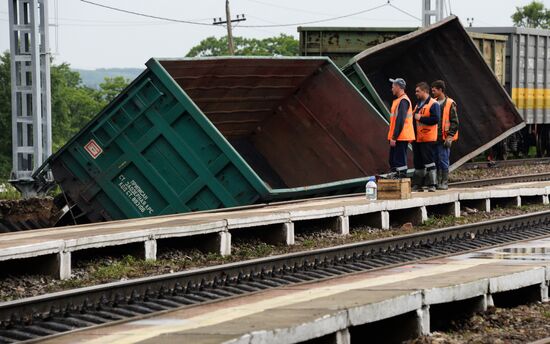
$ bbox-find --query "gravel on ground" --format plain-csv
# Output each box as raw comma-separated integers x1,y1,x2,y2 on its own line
407,302,550,344
450,164,550,182
0,203,548,302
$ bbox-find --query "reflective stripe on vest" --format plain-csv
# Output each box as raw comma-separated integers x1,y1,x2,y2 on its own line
388,93,415,141
414,97,438,143
442,97,458,141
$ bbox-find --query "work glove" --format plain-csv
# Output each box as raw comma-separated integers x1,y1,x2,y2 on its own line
444,137,453,148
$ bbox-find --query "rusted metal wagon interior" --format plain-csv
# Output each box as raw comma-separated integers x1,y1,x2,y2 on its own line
160,58,391,188
348,17,524,167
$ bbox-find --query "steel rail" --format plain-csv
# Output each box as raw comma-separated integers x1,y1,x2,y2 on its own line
460,157,550,170
448,172,550,188
1,211,550,343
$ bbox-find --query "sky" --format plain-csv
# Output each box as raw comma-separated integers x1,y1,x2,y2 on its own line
0,0,548,69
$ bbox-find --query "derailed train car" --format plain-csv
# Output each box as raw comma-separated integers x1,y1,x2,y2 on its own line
341,16,525,169
299,18,550,159
35,57,393,223
34,19,525,223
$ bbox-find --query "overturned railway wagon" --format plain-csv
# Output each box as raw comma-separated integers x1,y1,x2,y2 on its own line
341,16,525,169
299,21,550,158
36,57,392,222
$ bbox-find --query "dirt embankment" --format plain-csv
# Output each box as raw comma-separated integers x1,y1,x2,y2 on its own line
0,197,58,229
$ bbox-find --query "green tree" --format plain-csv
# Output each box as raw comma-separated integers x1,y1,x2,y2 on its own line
0,52,12,179
98,76,129,103
0,51,130,179
49,63,105,152
512,1,550,29
186,34,299,57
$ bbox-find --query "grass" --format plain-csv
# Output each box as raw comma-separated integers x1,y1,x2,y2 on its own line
5,202,549,301
0,182,20,200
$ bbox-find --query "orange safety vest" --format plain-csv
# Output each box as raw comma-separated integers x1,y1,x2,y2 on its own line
442,97,458,141
414,97,438,143
387,93,415,141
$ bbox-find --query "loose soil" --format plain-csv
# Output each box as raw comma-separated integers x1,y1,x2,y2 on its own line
0,203,548,302
0,197,59,228
407,303,550,344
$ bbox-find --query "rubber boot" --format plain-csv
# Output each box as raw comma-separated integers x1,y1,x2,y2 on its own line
436,169,443,190
439,170,449,190
397,169,408,179
426,169,437,192
411,169,425,192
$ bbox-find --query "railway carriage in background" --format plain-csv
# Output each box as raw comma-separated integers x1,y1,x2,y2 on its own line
299,22,550,159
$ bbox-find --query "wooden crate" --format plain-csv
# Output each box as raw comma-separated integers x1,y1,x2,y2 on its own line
377,178,411,200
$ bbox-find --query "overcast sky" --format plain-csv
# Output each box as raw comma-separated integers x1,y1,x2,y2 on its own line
0,0,548,69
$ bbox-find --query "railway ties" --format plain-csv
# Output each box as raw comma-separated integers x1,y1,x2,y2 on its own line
1,211,550,343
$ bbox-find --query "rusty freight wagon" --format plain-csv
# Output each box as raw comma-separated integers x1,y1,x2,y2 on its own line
468,26,550,156
35,57,393,223
298,26,507,84
341,16,525,170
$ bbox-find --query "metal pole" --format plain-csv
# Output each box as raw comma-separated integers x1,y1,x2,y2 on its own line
8,0,53,197
225,0,234,55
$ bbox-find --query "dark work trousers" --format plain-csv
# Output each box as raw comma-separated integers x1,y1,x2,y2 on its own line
412,142,436,169
389,141,409,172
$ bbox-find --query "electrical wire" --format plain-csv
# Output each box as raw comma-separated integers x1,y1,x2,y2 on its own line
80,0,215,26
80,0,392,28
245,0,335,18
239,2,390,27
387,3,422,21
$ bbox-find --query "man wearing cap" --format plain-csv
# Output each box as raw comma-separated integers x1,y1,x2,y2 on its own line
388,78,415,178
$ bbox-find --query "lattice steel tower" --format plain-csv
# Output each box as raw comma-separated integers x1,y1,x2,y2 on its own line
422,0,446,27
8,0,53,197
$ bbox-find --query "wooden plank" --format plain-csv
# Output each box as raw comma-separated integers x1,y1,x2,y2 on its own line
378,178,411,200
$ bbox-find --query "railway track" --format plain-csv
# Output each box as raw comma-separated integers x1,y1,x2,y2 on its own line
2,211,550,343
460,157,550,170
448,172,550,188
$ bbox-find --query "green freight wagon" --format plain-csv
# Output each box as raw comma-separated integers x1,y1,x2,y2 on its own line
298,26,507,84
298,27,416,68
35,57,392,223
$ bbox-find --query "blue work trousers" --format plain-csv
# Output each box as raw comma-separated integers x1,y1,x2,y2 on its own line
434,142,450,171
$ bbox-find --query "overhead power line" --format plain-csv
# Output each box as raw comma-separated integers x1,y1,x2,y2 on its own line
80,0,404,29
239,2,391,27
387,3,422,21
80,0,215,26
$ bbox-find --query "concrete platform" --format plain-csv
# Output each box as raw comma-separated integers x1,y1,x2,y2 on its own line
1,181,550,280
39,236,550,344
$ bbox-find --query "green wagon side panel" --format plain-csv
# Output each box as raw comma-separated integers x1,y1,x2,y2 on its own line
342,63,391,121
39,56,397,223
50,66,266,221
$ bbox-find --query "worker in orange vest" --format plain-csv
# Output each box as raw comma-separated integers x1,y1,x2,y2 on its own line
388,78,415,178
412,82,441,192
431,80,459,190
